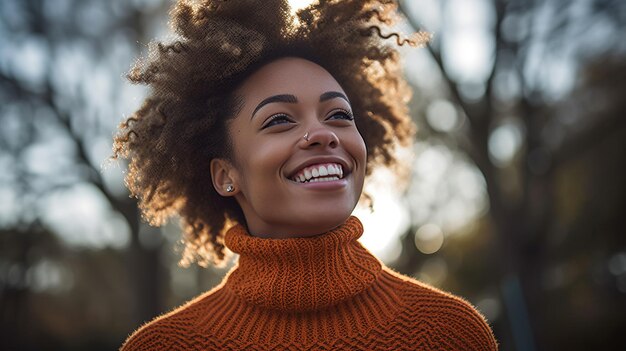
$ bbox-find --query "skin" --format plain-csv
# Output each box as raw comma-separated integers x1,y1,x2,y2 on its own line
210,57,367,238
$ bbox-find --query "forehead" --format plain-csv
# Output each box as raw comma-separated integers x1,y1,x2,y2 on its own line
236,57,345,101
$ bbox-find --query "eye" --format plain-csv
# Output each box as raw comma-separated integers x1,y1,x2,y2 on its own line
261,114,294,129
326,109,354,121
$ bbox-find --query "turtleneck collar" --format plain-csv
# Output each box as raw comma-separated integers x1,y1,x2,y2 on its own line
223,216,383,312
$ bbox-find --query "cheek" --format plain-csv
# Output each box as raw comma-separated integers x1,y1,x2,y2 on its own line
341,130,367,193
349,132,368,169
236,137,290,192
358,136,367,163
248,139,288,171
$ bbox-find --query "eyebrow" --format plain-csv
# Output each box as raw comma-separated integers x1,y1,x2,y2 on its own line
251,94,297,119
320,91,350,104
250,91,351,120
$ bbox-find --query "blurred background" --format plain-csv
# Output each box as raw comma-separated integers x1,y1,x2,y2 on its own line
1,0,625,350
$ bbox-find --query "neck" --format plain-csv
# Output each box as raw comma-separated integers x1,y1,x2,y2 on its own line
241,216,349,239
223,216,383,311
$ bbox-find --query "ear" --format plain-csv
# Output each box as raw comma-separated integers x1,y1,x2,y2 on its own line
210,158,239,197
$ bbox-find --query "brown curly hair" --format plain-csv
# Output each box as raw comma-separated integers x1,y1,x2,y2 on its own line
112,0,428,267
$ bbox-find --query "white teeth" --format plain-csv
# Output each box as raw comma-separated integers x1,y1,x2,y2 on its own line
319,166,328,176
309,176,339,183
291,163,345,183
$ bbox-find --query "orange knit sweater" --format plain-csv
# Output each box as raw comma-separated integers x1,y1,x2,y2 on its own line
121,217,498,350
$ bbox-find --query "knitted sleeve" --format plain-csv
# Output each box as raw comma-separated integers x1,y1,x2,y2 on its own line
428,296,499,350
394,271,499,351
119,316,192,351
120,326,174,351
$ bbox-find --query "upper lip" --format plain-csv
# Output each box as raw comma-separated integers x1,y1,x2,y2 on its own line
286,156,351,180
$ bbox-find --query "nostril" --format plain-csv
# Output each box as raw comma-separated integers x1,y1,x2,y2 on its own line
328,133,339,148
300,128,340,148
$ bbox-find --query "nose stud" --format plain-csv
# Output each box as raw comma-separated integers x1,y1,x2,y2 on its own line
303,132,310,142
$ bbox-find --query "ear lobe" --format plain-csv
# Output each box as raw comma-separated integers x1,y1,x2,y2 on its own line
210,158,239,196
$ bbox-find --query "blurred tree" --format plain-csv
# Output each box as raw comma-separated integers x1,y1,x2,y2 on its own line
398,0,626,349
0,0,171,349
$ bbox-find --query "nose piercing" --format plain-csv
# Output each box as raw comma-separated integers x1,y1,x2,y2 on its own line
303,132,310,141
226,185,235,193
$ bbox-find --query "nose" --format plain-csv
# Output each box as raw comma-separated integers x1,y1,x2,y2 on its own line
299,125,339,149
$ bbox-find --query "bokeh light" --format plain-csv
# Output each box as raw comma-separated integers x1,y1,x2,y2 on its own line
414,223,444,254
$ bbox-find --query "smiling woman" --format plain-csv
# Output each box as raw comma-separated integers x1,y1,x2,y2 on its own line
112,0,497,350
211,58,367,238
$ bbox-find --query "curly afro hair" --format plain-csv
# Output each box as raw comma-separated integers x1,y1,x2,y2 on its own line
112,0,429,267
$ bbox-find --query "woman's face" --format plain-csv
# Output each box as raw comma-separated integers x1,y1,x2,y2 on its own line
213,57,367,238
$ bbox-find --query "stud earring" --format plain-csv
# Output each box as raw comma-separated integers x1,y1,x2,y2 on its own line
303,132,309,141
226,185,235,193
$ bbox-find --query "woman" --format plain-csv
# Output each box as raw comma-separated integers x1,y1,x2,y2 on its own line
114,0,498,349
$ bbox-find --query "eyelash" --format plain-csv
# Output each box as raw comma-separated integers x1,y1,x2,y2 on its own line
261,109,354,129
261,114,293,129
328,109,354,121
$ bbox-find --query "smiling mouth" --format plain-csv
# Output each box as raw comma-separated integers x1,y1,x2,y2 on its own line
290,163,345,183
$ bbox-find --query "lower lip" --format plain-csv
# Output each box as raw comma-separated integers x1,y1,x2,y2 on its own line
290,176,349,190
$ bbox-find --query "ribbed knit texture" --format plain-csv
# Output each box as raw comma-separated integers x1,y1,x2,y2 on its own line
121,217,498,350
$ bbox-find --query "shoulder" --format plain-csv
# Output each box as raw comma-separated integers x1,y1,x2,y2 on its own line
384,268,499,350
120,286,227,351
120,319,177,351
